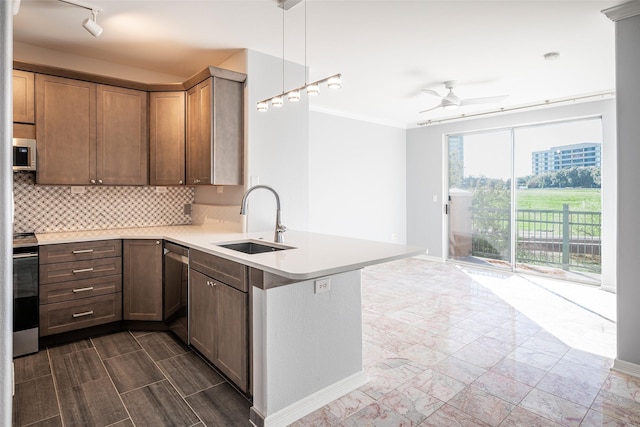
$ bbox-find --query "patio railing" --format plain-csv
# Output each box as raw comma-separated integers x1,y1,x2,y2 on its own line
470,204,601,273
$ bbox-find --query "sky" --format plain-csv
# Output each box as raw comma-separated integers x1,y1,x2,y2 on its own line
456,117,603,180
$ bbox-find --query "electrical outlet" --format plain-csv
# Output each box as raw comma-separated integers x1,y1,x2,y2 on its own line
155,186,168,194
70,186,86,194
217,186,224,193
183,204,192,215
391,233,398,241
315,278,331,294
425,249,429,255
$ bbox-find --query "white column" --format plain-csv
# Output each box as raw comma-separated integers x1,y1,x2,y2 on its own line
1,0,15,424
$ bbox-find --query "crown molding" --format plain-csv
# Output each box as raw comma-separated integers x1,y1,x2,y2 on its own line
603,1,640,21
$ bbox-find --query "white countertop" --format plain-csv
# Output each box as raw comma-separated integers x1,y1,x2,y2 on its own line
36,225,425,281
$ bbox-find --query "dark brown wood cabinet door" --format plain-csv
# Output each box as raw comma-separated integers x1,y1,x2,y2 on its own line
186,79,212,185
13,70,34,124
214,282,248,392
97,85,148,185
150,91,185,186
123,239,163,321
188,269,216,361
36,74,96,185
212,77,243,185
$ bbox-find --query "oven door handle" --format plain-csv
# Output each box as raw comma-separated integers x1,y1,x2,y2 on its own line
13,252,38,259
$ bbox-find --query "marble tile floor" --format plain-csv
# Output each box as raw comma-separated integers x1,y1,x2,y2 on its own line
293,258,636,427
12,330,251,426
12,258,635,426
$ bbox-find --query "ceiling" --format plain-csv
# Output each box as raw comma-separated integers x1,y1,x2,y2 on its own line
13,0,623,129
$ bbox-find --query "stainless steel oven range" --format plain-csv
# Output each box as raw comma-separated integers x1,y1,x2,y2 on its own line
13,232,39,357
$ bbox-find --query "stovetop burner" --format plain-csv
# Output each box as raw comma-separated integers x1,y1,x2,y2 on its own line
13,232,38,248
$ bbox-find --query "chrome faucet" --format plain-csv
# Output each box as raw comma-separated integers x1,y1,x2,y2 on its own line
240,185,287,243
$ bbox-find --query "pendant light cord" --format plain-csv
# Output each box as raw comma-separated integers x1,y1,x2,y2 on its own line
282,5,285,93
304,0,307,85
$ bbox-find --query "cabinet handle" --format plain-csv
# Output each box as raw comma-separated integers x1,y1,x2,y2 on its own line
72,249,94,254
156,241,160,244
90,179,96,184
179,180,183,184
72,286,94,293
98,179,103,184
72,310,94,318
72,268,94,274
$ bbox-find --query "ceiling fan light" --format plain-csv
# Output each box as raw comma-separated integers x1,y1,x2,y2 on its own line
306,84,320,96
271,96,284,107
257,101,269,112
442,99,458,110
288,90,300,102
327,75,342,89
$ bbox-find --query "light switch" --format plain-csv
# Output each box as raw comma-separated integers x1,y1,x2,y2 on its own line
432,194,438,203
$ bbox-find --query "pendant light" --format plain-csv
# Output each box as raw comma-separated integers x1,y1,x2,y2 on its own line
257,0,342,111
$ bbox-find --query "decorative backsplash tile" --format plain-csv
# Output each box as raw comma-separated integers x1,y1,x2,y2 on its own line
13,172,194,233
191,203,244,232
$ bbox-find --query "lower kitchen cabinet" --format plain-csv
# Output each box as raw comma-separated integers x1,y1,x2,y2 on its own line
123,239,163,321
39,240,123,337
40,293,122,336
189,268,248,392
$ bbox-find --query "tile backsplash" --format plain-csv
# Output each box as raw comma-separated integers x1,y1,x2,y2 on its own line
13,172,194,233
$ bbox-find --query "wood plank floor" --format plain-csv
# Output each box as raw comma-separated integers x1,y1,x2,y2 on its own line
12,330,252,427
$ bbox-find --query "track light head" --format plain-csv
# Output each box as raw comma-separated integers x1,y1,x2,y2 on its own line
82,10,102,37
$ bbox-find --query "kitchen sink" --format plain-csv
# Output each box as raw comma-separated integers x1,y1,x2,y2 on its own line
216,240,294,254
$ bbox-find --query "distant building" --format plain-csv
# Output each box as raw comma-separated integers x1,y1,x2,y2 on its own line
448,135,465,186
532,142,601,175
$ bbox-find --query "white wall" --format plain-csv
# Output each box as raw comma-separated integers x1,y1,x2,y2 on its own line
14,42,184,83
406,99,617,289
309,111,407,244
610,9,640,368
243,50,310,234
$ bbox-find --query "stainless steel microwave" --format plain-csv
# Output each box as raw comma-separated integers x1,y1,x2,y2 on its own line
13,138,36,171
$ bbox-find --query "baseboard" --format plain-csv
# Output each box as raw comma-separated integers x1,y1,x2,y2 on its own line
414,254,444,262
613,359,640,378
250,370,369,427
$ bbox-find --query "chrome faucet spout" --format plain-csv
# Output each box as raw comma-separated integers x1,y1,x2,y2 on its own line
240,185,287,243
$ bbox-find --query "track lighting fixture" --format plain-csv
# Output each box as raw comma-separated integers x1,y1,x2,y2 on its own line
257,0,342,112
58,0,103,37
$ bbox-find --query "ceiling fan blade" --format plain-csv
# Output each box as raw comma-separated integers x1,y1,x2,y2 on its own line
419,101,444,114
460,95,508,106
420,89,442,98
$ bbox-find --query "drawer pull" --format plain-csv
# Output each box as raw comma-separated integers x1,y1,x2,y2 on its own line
72,310,94,318
72,286,94,293
72,249,94,254
72,268,94,274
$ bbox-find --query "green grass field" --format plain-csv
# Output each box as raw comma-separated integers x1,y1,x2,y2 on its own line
516,188,601,212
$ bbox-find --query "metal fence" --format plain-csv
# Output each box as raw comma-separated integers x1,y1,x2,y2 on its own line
471,204,601,273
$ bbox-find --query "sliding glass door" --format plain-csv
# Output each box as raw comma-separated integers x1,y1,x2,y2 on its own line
447,117,602,283
447,130,513,269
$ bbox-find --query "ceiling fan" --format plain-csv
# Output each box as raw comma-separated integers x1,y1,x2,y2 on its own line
419,81,508,113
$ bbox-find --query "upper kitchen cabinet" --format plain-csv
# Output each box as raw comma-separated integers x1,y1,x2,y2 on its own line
36,74,97,185
150,91,185,186
13,70,34,124
186,74,244,186
36,74,148,186
97,85,148,185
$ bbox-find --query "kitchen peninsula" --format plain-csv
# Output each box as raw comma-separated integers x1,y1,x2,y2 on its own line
36,225,423,427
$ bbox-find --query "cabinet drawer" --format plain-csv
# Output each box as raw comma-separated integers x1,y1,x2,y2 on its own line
40,257,122,285
40,275,122,305
40,292,122,337
190,249,247,292
40,240,122,264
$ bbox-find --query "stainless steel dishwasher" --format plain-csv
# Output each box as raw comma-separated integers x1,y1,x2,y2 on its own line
164,242,189,345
